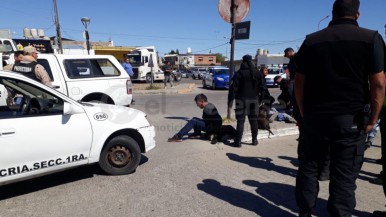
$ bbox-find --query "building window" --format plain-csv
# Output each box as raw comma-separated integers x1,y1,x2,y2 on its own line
198,57,203,62
209,57,213,62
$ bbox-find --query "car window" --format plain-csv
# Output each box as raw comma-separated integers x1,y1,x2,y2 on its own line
64,59,121,79
214,69,229,75
0,77,64,119
37,59,54,81
268,68,282,75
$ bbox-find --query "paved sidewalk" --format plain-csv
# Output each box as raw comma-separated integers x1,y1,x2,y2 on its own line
133,83,196,95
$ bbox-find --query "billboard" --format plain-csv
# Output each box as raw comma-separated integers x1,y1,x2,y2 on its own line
13,39,54,53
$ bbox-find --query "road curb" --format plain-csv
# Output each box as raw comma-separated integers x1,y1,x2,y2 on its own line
241,126,299,142
134,83,196,95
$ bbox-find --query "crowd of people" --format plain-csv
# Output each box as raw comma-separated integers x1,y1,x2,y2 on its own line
1,0,385,216
167,0,386,216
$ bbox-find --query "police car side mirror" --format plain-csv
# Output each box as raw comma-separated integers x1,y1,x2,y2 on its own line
63,102,73,115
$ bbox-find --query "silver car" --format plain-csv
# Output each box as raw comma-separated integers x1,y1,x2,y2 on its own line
192,68,207,79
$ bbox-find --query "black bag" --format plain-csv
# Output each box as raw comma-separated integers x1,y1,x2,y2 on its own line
220,125,238,138
257,106,274,138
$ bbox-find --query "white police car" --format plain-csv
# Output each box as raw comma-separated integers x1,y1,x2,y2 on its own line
0,71,155,185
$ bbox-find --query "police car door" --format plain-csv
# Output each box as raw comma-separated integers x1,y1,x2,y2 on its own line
0,76,92,183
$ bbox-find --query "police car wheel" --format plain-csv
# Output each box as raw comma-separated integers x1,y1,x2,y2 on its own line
99,135,141,175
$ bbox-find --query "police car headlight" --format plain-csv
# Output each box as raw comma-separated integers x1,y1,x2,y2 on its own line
217,77,224,81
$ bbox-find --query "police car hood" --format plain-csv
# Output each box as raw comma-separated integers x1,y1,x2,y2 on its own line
80,102,149,128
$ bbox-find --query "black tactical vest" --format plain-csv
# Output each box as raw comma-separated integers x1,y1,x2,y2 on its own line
12,61,39,82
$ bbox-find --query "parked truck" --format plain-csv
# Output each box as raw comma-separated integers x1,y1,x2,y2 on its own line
127,46,164,83
0,38,17,67
0,53,133,106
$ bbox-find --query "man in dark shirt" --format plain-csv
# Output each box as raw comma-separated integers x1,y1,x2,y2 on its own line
162,61,174,89
168,94,222,144
230,55,262,147
274,76,291,111
294,0,385,216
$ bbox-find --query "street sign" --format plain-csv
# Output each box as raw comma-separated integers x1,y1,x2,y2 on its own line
235,21,250,40
218,0,250,23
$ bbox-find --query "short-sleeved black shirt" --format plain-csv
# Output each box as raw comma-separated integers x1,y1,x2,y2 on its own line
296,18,385,116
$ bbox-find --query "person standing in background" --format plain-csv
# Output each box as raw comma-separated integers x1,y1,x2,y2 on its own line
162,61,174,89
122,57,133,77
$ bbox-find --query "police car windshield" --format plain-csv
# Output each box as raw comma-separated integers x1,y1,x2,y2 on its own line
268,68,281,75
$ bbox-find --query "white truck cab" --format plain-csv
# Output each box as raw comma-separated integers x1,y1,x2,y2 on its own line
0,70,155,185
127,46,164,83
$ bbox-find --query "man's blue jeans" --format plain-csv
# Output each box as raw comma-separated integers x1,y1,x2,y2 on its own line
177,117,205,138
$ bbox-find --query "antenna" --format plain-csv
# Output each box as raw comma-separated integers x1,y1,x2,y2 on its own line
218,0,250,23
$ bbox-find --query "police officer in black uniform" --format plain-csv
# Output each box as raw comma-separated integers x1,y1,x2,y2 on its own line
230,54,263,147
294,0,385,216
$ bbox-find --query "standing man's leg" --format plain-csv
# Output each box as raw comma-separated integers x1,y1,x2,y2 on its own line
295,115,323,216
170,74,174,87
247,98,259,145
234,98,246,147
164,75,168,88
380,109,386,197
327,115,366,217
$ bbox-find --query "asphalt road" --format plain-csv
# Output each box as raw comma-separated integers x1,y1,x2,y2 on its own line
0,88,383,217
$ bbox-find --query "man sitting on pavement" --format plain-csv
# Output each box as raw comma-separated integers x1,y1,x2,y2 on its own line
168,93,222,144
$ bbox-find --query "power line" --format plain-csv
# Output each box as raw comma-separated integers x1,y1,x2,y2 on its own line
191,43,228,53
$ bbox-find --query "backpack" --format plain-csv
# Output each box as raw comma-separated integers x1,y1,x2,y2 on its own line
257,106,274,138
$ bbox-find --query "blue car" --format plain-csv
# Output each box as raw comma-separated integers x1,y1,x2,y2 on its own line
202,67,230,89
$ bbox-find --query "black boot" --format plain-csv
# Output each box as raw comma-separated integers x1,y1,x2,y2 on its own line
210,134,218,144
251,139,258,146
232,139,242,148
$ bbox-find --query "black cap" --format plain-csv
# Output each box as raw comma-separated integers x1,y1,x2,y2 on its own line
242,54,252,62
284,47,294,54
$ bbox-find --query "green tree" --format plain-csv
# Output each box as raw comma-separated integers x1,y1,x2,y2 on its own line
216,53,226,63
169,50,176,54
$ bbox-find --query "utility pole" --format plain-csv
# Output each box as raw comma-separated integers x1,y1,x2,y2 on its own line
226,0,236,120
53,0,63,54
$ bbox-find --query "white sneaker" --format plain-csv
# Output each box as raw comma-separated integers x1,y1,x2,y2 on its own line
164,86,167,89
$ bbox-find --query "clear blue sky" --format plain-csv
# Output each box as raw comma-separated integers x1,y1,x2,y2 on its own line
1,0,385,59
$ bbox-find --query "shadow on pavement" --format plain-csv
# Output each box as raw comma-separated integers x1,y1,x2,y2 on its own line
227,153,297,178
197,179,296,216
278,156,299,168
0,155,149,200
363,157,381,165
164,116,190,121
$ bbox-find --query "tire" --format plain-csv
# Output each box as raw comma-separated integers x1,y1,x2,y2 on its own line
192,75,196,80
174,74,182,82
212,81,216,90
145,74,152,83
203,80,207,88
99,135,141,175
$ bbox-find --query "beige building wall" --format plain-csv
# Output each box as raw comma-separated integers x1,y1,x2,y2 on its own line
193,54,218,66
